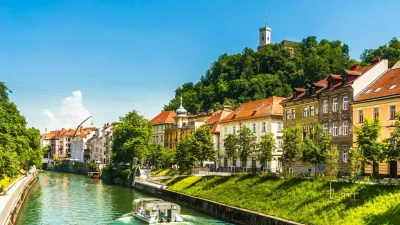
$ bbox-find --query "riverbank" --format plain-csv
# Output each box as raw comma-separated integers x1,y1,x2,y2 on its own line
0,168,37,225
161,174,400,225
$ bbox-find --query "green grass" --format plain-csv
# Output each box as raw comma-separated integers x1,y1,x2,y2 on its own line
165,174,400,225
149,168,191,176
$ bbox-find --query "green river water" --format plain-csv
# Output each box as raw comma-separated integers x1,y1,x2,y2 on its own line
15,172,233,225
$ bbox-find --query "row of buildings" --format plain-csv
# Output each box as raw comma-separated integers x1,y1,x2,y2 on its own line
149,58,400,175
40,123,113,164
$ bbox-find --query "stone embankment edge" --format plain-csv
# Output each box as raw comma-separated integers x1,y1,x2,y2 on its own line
0,172,38,225
135,181,304,225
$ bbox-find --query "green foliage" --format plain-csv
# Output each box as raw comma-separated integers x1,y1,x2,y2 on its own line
348,147,363,181
223,134,238,159
146,144,164,166
193,125,216,162
355,118,385,164
150,168,190,176
282,124,303,168
361,37,400,67
161,148,176,167
237,125,256,166
325,145,339,180
303,124,333,176
0,82,42,179
175,135,199,169
111,110,153,165
166,174,400,225
164,38,353,114
257,132,276,164
386,113,400,161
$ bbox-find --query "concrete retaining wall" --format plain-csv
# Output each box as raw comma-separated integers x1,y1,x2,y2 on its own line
135,181,302,225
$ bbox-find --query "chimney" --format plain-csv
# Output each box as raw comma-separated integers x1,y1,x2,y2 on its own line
222,105,232,111
350,64,359,71
371,57,382,65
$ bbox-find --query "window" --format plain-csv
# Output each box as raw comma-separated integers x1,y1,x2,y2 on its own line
333,123,338,136
292,109,296,119
374,108,379,120
390,105,396,120
286,110,290,120
323,123,328,133
277,122,282,132
310,106,314,117
343,96,349,110
261,122,266,132
343,121,349,136
366,89,372,94
303,107,308,118
224,127,228,136
333,98,338,112
359,110,364,123
233,126,236,135
343,149,348,163
252,123,256,133
374,87,381,92
323,100,328,113
389,84,397,90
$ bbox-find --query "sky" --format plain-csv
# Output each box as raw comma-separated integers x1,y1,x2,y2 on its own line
1,0,400,133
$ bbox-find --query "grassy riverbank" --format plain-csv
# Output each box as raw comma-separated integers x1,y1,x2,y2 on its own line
163,174,400,225
150,168,190,176
0,175,20,192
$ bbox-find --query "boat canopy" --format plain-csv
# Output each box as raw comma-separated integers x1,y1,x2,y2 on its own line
132,198,164,204
144,202,181,211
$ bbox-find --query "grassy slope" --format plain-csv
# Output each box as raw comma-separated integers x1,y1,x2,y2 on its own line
0,175,20,191
150,168,190,176
164,175,400,225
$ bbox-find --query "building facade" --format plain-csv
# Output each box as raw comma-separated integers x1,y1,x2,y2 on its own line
150,110,176,148
218,97,285,172
319,59,388,172
353,61,400,176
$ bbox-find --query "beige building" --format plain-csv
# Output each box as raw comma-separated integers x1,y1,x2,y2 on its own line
218,97,285,172
150,110,177,148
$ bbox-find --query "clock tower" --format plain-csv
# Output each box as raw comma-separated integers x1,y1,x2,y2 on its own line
257,15,271,52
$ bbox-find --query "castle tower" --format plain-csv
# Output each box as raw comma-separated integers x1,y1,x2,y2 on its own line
257,14,271,52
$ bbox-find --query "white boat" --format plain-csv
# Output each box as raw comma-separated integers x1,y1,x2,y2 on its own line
132,198,183,224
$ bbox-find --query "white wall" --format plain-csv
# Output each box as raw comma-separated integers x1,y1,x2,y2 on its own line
70,139,84,162
353,60,388,97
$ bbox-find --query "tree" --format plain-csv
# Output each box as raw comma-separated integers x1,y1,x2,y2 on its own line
193,125,216,163
386,113,400,161
325,145,339,179
175,135,199,170
348,147,363,181
161,148,176,168
257,132,276,167
354,118,385,175
146,144,163,167
282,124,303,170
361,37,400,67
237,125,256,167
111,110,153,166
303,124,332,176
224,134,238,160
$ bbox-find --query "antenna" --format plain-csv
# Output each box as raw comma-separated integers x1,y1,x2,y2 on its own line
265,13,268,27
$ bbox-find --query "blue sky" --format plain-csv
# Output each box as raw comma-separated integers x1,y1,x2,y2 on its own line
1,0,399,132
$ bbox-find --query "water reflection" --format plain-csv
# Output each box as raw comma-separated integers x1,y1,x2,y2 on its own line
16,172,233,225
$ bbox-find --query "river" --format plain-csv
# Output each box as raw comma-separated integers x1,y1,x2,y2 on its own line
16,172,233,225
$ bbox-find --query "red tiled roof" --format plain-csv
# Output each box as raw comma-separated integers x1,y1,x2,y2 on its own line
206,110,223,125
150,111,176,124
220,96,284,123
330,74,342,80
355,68,400,102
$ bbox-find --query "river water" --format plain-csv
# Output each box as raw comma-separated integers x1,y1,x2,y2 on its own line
16,172,232,225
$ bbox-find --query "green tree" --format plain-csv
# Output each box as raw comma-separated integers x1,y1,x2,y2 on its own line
303,124,332,176
223,134,238,160
146,144,163,167
111,110,153,166
348,147,364,181
386,113,400,161
354,118,385,175
175,135,199,170
193,125,216,163
282,124,303,170
161,148,176,168
361,37,400,67
257,132,276,166
237,125,256,167
325,145,339,179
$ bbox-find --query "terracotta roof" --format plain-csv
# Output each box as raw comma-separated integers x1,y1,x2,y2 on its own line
220,96,284,123
206,110,223,125
330,74,342,80
150,111,176,124
355,68,400,102
294,88,305,92
210,123,219,134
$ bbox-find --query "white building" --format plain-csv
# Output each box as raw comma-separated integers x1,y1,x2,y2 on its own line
218,96,285,172
87,124,112,164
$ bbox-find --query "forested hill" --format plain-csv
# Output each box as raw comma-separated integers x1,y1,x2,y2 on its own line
164,36,355,114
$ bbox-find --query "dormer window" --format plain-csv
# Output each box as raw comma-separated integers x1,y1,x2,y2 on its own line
342,73,348,85
311,86,316,94
328,77,333,89
305,89,310,96
293,91,297,98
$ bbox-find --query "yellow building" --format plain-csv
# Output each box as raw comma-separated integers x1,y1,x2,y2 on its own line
353,62,400,176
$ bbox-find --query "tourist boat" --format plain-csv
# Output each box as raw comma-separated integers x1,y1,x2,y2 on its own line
87,172,101,179
132,198,183,224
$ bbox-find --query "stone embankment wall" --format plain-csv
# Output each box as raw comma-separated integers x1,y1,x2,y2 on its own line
0,172,37,225
134,181,302,225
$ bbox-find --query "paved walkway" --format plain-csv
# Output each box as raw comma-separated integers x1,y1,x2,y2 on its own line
0,167,36,225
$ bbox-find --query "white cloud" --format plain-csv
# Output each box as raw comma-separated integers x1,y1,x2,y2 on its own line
41,91,93,131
